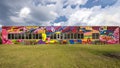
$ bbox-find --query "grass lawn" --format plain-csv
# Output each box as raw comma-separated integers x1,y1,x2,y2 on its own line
0,44,120,68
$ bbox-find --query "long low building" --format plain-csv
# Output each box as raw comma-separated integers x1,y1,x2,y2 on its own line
1,26,120,45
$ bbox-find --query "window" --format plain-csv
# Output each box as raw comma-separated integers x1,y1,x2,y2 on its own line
60,33,63,39
39,34,42,39
11,34,14,39
57,34,60,39
36,34,39,39
50,34,54,39
54,34,57,39
33,34,36,39
81,34,84,39
21,34,25,39
74,33,78,39
67,34,70,39
14,34,19,39
8,34,12,39
64,33,67,39
18,34,21,39
25,34,29,39
78,33,84,39
29,34,32,39
92,33,99,39
50,34,57,39
71,33,74,39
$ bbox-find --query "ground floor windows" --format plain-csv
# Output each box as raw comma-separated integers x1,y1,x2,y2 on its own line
50,33,84,40
8,33,85,40
8,33,42,39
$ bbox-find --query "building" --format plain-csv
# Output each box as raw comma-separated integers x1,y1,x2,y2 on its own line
1,26,120,45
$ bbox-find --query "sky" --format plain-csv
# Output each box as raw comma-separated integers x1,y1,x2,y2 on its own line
0,0,120,28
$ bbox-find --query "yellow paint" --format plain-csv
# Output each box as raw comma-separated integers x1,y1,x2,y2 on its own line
49,40,58,44
42,33,46,41
49,40,55,43
101,26,107,30
56,31,61,34
86,26,92,30
38,30,46,33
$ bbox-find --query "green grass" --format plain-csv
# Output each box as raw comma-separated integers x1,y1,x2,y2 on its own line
0,44,120,68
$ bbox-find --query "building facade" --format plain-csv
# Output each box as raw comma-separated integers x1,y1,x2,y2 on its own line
2,26,120,45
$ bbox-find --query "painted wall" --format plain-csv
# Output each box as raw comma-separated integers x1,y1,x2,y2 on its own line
2,26,119,44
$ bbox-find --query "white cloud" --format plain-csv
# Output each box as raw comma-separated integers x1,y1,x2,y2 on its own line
86,4,120,26
9,3,57,25
67,0,88,5
65,1,120,26
10,16,25,23
19,7,31,18
10,7,31,23
67,8,93,25
53,22,61,26
50,11,58,17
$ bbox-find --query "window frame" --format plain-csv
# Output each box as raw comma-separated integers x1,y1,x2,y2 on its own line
92,33,99,39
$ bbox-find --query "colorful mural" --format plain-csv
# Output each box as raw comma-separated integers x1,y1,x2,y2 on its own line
2,26,120,45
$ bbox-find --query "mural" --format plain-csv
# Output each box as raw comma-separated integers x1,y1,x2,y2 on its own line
2,26,120,45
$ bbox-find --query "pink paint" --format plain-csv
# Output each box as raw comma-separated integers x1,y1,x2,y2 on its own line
2,29,13,44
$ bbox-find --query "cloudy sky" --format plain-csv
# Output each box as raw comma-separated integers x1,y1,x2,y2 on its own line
0,0,120,27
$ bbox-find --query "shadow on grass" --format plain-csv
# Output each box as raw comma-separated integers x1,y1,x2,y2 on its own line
102,53,120,59
79,45,120,60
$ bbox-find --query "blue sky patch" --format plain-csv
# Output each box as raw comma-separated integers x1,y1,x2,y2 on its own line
80,0,117,8
54,16,68,23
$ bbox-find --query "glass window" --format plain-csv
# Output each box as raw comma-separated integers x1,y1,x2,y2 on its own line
64,33,67,39
14,34,19,39
54,34,57,39
26,34,29,39
78,33,84,39
50,34,54,39
92,33,99,39
33,34,36,39
21,34,24,39
67,34,70,39
60,34,63,39
39,34,42,39
18,34,21,39
71,33,74,39
78,34,81,39
29,34,32,39
11,34,14,39
36,34,39,39
81,34,84,39
8,34,12,39
74,33,78,39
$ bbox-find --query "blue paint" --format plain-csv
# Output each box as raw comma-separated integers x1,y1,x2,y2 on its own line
69,40,74,44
